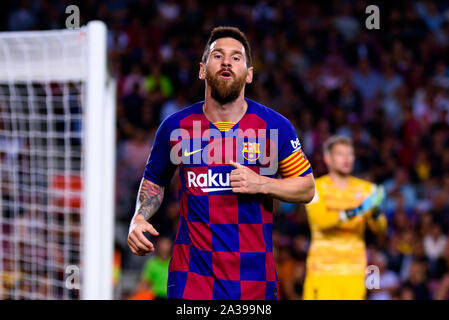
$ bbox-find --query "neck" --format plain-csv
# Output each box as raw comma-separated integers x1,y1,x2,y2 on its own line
203,88,247,123
328,170,350,188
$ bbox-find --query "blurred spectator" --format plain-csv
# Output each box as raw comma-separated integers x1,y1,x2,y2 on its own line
274,245,295,299
282,258,306,300
352,58,383,102
123,82,145,128
136,236,173,300
384,169,418,215
122,64,146,97
116,128,154,220
434,273,449,299
368,252,400,300
119,129,153,182
159,91,189,123
424,223,447,261
414,1,447,33
380,64,404,122
329,79,363,117
158,0,181,22
333,2,360,42
7,0,37,31
396,285,415,300
127,280,156,300
432,241,449,279
403,259,431,300
433,61,449,88
144,64,174,100
413,83,441,131
108,19,129,56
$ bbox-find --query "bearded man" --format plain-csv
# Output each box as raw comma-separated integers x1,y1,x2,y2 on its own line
127,26,315,300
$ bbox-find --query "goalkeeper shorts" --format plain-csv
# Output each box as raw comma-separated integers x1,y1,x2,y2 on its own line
303,274,366,300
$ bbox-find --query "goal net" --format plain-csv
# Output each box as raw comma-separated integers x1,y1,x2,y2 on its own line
0,21,115,300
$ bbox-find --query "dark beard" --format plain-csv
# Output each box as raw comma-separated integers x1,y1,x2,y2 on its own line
205,70,246,104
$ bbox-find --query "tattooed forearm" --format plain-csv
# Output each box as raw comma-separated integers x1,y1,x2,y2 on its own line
133,179,164,221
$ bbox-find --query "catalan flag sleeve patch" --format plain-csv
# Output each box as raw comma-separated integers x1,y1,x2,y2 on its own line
278,149,312,178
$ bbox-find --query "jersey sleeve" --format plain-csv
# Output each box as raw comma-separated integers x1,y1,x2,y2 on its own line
277,118,312,178
143,117,177,187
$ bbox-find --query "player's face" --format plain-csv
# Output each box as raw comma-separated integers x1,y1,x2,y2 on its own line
325,143,354,176
200,37,253,104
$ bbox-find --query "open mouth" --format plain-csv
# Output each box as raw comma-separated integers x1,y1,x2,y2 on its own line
219,70,233,79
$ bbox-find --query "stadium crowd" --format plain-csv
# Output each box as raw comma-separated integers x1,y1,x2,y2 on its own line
3,0,449,300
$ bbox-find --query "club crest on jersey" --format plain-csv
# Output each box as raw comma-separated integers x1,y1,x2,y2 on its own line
242,142,260,161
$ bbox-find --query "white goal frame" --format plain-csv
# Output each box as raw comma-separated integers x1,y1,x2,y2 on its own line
83,21,115,300
0,20,115,300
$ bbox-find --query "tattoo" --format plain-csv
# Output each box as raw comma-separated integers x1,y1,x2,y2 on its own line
134,179,164,221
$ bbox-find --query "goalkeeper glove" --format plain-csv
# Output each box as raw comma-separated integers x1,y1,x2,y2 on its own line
339,185,385,221
370,185,386,220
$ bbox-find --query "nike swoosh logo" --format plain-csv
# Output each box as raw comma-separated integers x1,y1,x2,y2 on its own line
184,148,203,157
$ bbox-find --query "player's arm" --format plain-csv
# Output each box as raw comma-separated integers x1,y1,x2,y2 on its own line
363,184,387,235
128,178,164,256
306,184,386,230
229,160,315,203
261,173,315,203
366,213,387,235
366,205,388,236
127,116,176,256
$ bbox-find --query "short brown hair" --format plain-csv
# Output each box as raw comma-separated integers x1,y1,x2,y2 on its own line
322,135,353,155
202,26,252,67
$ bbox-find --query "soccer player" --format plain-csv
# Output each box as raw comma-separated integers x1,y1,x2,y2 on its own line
127,26,315,300
303,135,387,300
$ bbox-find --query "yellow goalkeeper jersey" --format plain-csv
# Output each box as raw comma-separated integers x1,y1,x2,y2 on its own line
305,174,387,277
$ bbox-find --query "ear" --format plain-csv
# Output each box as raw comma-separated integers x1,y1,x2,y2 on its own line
199,62,206,80
246,66,253,84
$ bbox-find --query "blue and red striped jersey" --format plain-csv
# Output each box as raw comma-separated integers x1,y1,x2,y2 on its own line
143,97,312,300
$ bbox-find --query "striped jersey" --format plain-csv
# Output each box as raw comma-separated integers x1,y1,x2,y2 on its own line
143,97,312,300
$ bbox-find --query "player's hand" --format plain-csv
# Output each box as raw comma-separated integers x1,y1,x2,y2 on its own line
229,160,266,194
127,214,159,256
340,185,385,221
369,185,386,219
360,185,385,213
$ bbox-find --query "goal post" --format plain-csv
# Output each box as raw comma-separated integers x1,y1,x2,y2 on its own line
98,77,116,300
83,20,115,300
83,20,114,300
0,20,115,300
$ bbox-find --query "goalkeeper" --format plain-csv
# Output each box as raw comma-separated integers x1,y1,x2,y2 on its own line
303,135,387,300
